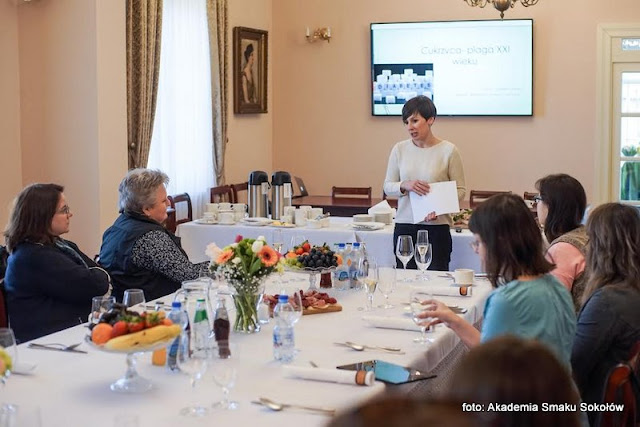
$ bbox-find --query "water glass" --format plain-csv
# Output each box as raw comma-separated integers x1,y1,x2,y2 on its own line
409,289,435,345
210,342,239,410
0,404,41,427
395,235,414,282
90,295,116,324
377,266,396,309
123,289,145,308
288,291,303,324
357,259,378,311
271,229,287,284
177,343,209,417
0,328,17,382
415,243,433,280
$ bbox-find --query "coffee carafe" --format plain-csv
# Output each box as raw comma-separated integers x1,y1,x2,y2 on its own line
271,171,292,220
247,170,269,218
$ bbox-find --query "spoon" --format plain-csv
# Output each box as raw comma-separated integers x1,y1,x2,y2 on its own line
256,397,336,415
334,342,405,354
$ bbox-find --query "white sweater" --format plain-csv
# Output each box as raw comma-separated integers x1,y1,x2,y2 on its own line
383,139,466,226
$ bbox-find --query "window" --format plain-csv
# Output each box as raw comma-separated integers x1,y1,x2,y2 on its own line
148,0,214,219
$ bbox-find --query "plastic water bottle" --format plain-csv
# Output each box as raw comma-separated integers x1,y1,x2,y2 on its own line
334,243,350,291
273,295,295,363
167,301,189,371
192,298,210,352
350,242,362,289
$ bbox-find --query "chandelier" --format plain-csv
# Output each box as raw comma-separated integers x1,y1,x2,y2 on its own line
464,0,539,19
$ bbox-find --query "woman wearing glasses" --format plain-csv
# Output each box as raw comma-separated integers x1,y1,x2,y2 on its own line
3,184,111,343
422,194,575,366
535,174,588,312
383,96,466,271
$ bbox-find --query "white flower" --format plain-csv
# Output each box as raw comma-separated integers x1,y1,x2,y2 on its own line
251,240,264,253
205,242,222,261
257,235,266,242
232,257,241,265
231,243,238,248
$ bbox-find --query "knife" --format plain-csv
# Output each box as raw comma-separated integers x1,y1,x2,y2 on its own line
27,343,88,354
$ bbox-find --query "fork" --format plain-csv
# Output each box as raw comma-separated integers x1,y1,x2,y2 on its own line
28,342,86,353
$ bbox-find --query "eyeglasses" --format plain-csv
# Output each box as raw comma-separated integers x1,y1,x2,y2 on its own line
56,205,71,215
533,195,543,203
469,240,481,252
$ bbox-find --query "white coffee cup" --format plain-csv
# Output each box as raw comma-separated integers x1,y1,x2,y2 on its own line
232,203,246,212
206,203,219,213
202,212,216,222
294,209,308,226
299,205,312,218
306,219,321,229
310,208,323,219
219,211,234,224
280,214,293,224
218,202,232,211
284,206,296,217
234,211,245,221
454,268,474,285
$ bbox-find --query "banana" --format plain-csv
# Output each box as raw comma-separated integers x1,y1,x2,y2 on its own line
104,324,181,351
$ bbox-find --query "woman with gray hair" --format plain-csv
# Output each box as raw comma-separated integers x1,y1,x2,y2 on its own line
99,169,207,301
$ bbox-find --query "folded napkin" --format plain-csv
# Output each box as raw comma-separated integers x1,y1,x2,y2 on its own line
367,200,393,215
283,366,375,386
362,316,422,332
431,285,472,297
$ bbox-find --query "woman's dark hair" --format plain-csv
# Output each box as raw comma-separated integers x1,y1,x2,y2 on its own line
582,203,640,304
3,183,64,253
469,193,553,287
535,173,586,243
244,43,254,62
445,335,581,427
401,95,437,123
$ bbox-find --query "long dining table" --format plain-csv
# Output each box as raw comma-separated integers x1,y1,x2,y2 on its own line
8,271,492,427
177,216,482,272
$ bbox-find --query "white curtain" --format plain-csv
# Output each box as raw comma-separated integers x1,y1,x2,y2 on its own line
148,0,214,220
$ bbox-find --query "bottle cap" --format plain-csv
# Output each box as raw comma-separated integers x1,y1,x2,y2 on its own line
278,295,289,303
353,242,360,248
172,301,182,309
197,298,205,302
338,243,346,248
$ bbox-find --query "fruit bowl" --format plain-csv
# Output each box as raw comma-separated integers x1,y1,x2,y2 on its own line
85,334,177,393
285,265,336,290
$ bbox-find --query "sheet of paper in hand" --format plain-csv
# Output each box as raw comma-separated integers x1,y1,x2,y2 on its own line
409,181,460,223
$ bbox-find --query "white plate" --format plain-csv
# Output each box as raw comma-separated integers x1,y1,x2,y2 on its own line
348,222,386,231
218,221,236,226
194,218,218,225
242,218,272,226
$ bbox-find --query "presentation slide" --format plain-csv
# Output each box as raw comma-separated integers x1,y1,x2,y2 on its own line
371,20,533,116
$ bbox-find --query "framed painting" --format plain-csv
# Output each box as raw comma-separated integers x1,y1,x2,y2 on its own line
233,26,268,114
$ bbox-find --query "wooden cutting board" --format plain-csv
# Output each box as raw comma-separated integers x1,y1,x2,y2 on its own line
303,303,343,315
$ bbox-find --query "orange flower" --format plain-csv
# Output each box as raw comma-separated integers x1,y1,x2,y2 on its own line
216,248,234,264
258,246,278,267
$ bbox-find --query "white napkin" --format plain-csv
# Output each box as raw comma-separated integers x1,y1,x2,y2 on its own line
431,286,472,297
362,315,422,332
282,366,376,386
367,200,393,215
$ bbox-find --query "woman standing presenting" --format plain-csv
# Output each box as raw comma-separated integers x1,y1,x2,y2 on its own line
383,96,466,271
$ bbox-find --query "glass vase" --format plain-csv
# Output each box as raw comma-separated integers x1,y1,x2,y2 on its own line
230,281,266,334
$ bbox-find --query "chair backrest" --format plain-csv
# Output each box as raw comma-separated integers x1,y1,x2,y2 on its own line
230,182,248,204
332,186,372,199
469,190,511,209
382,191,398,209
167,193,193,227
600,340,640,427
523,191,539,218
210,185,233,203
293,176,309,198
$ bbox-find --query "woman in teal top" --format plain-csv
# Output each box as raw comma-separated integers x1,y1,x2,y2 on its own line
423,194,576,366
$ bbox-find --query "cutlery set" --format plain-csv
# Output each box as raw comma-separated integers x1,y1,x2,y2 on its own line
28,342,87,354
253,397,336,415
333,341,405,354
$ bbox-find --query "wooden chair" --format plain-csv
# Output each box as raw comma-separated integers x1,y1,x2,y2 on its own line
167,193,193,230
469,190,511,209
230,182,248,204
210,185,233,203
523,191,539,218
331,186,372,199
600,341,640,427
293,176,309,198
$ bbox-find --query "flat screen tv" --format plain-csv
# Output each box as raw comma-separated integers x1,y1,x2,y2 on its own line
371,19,533,116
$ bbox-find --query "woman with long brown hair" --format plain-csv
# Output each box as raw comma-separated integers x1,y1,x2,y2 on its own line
571,203,640,425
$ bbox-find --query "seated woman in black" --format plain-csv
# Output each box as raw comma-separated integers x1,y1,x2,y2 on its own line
3,184,111,343
99,169,207,301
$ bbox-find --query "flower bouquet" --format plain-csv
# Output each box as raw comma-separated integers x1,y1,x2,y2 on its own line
207,235,282,333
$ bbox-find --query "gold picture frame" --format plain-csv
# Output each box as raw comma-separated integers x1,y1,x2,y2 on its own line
233,26,268,114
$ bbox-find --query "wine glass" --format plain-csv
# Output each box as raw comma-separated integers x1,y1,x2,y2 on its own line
271,229,288,284
395,235,414,282
409,289,435,345
0,328,17,383
377,266,396,309
415,243,433,281
357,259,378,311
177,337,209,417
123,289,145,308
210,342,239,410
89,295,116,324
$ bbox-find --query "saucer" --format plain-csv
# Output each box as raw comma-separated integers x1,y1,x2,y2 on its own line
218,221,236,226
195,218,218,225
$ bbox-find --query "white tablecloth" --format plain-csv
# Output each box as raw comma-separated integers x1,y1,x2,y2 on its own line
8,271,492,427
177,217,481,272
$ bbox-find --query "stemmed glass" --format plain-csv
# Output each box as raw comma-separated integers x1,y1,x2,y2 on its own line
210,342,239,410
272,229,287,284
395,235,414,282
177,336,209,417
0,328,16,384
357,258,378,311
89,295,116,325
409,289,435,345
377,266,396,309
123,289,145,308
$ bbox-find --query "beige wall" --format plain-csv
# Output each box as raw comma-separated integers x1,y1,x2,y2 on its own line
16,0,126,254
226,0,273,185
0,2,22,241
272,0,640,201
